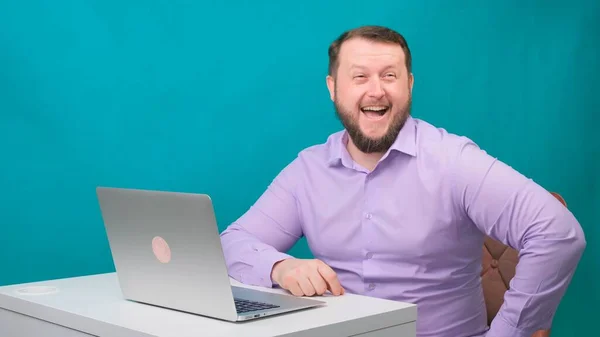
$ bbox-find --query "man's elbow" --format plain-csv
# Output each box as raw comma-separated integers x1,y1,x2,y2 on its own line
572,224,586,257
560,212,586,262
531,208,587,266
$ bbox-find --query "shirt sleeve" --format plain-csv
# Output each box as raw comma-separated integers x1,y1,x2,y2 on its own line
449,139,586,337
219,159,303,288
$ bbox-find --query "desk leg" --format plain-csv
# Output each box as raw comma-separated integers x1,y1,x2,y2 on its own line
0,307,95,337
351,321,416,337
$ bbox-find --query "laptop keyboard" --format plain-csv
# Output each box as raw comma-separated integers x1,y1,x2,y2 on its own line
234,298,280,314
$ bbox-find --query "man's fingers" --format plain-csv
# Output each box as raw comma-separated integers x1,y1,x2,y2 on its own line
297,275,316,296
280,260,345,297
286,279,304,297
307,272,328,295
282,274,304,296
317,263,344,295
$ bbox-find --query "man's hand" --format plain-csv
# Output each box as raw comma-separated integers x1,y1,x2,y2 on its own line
270,258,345,297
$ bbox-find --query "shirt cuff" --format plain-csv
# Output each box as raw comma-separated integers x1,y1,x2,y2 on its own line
487,316,536,337
242,249,293,288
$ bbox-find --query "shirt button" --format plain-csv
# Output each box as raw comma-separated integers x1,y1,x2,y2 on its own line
368,283,376,291
365,213,372,219
366,252,373,259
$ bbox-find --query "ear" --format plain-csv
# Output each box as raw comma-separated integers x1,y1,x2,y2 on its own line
408,73,414,94
326,75,335,101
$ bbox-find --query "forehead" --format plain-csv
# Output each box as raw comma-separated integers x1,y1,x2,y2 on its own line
338,37,406,69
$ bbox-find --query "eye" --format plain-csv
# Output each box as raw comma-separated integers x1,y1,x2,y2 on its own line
353,74,366,79
384,73,396,78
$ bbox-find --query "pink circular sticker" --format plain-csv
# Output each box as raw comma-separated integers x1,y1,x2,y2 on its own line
152,236,171,263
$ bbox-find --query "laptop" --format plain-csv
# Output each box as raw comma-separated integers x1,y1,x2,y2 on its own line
96,186,325,322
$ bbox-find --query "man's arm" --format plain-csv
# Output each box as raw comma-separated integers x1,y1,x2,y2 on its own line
450,140,586,337
219,159,303,288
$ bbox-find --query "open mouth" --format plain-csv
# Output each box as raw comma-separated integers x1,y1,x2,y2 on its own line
361,105,390,119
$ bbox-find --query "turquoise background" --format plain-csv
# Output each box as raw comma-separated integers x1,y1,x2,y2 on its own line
1,1,598,335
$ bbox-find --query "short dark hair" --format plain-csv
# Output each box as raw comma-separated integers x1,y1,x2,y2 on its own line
328,25,412,77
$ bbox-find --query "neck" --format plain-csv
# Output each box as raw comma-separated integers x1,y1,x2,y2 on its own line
346,139,384,171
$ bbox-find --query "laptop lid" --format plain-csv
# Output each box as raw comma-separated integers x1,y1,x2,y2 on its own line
96,186,239,321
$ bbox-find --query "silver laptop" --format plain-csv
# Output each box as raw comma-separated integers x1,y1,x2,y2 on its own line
96,186,325,322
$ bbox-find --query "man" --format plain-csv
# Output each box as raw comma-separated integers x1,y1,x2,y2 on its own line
219,25,586,337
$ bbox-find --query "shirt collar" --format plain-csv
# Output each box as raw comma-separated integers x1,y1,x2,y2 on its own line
327,116,417,167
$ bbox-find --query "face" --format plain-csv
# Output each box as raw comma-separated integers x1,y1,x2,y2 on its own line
326,38,414,153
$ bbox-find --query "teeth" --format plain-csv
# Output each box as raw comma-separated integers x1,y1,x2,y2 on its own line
362,106,388,111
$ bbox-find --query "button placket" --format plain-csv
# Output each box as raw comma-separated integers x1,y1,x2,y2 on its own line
362,174,378,293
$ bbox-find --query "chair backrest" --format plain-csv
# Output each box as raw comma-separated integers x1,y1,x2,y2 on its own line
480,192,565,337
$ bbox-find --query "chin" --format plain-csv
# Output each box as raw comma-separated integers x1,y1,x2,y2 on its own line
359,125,390,139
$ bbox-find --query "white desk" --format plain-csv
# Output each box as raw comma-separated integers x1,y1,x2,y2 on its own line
0,273,417,337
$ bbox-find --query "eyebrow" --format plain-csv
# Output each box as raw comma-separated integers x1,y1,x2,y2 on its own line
348,65,400,73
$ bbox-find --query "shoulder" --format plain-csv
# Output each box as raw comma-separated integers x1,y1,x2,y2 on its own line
413,118,481,167
296,130,345,167
273,130,344,183
413,118,504,200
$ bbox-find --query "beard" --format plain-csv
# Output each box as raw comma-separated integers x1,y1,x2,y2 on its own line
334,94,412,154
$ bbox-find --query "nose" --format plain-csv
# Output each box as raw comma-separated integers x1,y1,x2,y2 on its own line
367,78,385,99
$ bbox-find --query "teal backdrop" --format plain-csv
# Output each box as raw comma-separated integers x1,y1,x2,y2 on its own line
1,1,598,335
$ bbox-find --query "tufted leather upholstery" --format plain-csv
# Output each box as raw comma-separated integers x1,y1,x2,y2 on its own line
481,192,565,337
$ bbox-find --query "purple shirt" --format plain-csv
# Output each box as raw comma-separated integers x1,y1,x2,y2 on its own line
219,116,586,337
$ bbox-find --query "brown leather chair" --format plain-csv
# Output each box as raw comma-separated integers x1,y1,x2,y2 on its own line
481,191,566,337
